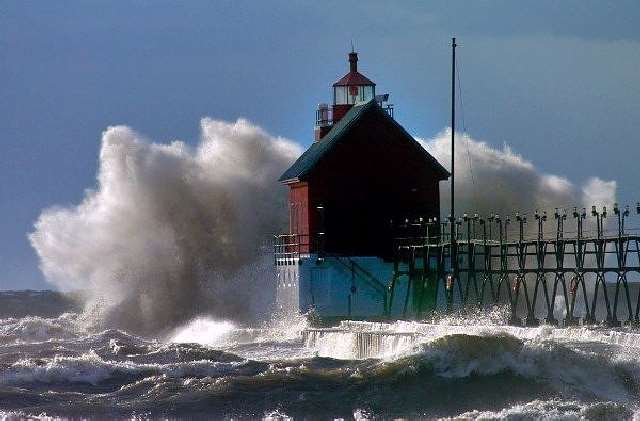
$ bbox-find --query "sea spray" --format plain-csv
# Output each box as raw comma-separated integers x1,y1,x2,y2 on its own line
30,119,301,335
169,317,237,346
421,130,616,218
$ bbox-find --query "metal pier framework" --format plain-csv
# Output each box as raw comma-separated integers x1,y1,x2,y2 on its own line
390,204,640,326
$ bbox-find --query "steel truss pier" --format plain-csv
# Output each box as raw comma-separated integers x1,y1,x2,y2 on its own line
390,206,640,326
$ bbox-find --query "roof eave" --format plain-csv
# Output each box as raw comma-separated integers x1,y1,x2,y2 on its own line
279,176,301,185
333,81,377,87
332,71,376,87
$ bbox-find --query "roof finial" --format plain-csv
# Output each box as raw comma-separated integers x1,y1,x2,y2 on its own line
351,40,355,53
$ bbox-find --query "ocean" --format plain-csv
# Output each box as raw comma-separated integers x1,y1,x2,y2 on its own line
0,291,638,420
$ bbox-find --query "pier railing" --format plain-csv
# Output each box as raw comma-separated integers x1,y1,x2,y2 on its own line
389,204,640,326
273,233,313,264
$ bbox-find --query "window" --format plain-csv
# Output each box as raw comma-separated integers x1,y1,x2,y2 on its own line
362,85,375,102
334,86,348,104
334,85,375,105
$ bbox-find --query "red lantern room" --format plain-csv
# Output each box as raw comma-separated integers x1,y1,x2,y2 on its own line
315,51,377,141
332,52,376,120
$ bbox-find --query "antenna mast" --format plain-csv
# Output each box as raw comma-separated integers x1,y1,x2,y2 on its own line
451,37,457,223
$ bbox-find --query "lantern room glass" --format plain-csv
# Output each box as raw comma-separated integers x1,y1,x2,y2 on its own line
334,85,375,105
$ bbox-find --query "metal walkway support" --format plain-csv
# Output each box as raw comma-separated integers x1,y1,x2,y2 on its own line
392,204,640,326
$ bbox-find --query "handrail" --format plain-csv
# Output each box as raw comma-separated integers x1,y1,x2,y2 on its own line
273,233,313,264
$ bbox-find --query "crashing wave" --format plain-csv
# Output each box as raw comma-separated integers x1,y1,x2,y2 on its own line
449,399,635,420
2,349,264,386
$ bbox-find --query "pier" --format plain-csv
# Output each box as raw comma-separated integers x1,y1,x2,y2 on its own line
391,205,640,326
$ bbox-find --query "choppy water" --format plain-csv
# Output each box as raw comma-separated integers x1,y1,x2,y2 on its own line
1,296,640,419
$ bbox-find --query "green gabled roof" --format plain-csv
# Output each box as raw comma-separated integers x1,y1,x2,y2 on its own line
279,99,449,183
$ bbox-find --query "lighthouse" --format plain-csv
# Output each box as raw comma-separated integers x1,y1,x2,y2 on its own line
274,51,449,321
315,50,377,141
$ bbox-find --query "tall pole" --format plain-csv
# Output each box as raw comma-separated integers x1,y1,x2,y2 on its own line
449,37,457,310
451,37,456,223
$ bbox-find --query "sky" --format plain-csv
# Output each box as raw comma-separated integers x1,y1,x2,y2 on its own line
1,1,640,290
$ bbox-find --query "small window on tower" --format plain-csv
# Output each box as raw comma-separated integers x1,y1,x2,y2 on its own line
334,86,348,105
362,85,375,102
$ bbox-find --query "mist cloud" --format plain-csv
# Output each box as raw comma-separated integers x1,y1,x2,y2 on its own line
30,118,300,334
420,129,616,222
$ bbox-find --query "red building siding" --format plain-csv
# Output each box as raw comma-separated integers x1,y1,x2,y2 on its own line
331,104,352,124
288,182,311,253
285,105,446,258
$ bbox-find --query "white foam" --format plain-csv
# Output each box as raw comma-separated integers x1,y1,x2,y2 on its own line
304,320,640,404
0,313,83,345
0,411,68,421
306,320,640,360
1,349,254,385
262,410,293,421
169,317,237,346
446,399,637,420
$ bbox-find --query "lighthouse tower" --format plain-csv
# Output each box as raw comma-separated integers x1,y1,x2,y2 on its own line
315,51,377,141
274,51,449,321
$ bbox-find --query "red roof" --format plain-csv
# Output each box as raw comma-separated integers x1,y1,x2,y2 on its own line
333,71,376,87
